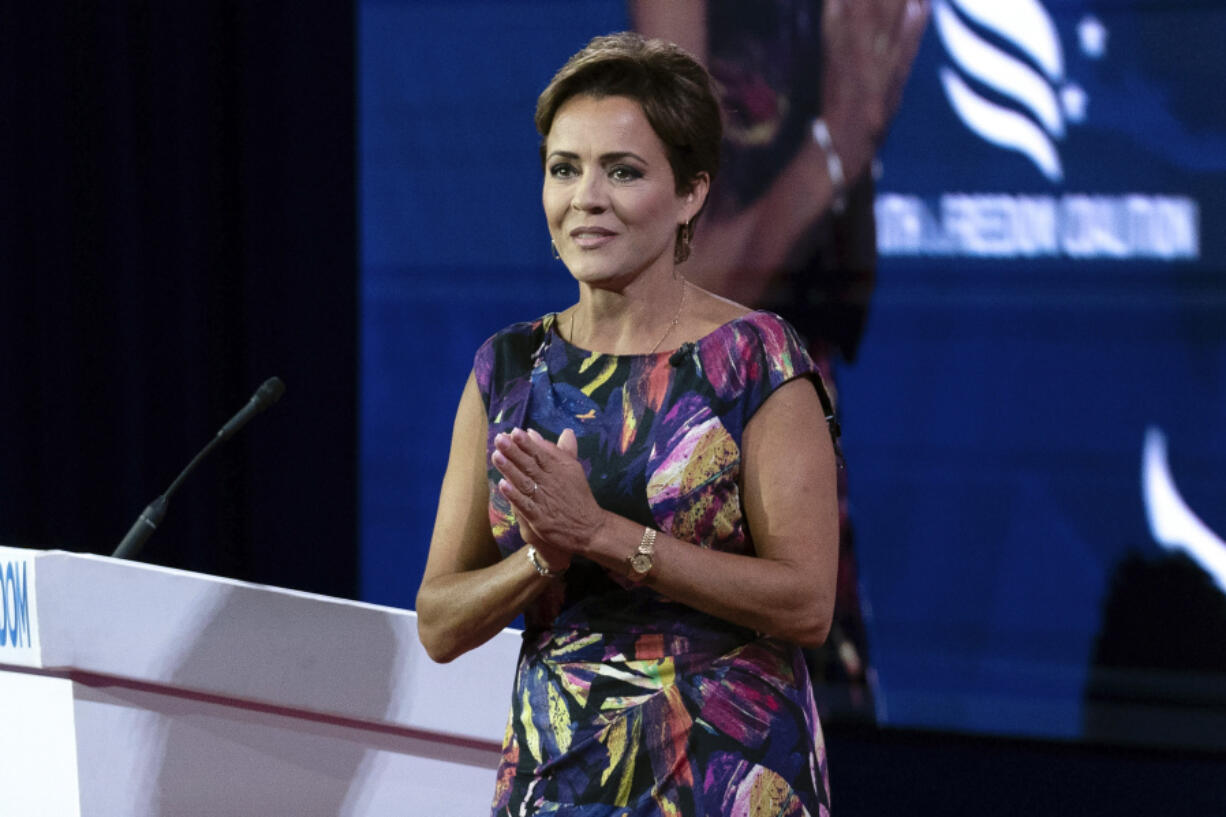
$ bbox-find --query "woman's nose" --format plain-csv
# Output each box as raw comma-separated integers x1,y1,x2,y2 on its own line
571,173,608,213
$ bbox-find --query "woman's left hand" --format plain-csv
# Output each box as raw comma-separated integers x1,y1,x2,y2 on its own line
492,427,606,557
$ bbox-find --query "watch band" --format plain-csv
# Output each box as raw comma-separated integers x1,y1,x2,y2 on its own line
627,527,657,581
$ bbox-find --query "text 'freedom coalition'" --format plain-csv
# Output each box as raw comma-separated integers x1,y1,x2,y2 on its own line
876,193,1199,260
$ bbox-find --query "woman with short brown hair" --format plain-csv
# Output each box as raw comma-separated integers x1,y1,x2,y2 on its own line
417,32,840,815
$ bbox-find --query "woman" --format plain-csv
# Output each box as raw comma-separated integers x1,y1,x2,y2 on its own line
416,32,840,815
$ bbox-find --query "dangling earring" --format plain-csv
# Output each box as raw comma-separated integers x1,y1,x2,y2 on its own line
674,221,693,265
551,240,561,260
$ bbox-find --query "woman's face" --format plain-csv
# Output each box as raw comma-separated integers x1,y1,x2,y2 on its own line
542,94,705,289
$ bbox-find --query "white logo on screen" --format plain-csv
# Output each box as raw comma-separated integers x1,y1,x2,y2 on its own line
1142,428,1226,596
877,5,1199,260
934,0,1091,183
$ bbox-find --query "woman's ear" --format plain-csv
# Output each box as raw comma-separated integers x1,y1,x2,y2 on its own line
683,172,711,220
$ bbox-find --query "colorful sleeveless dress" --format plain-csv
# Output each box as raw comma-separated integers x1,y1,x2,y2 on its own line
475,310,834,816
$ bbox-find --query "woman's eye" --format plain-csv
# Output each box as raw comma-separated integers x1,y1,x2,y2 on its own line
610,165,643,182
549,163,576,179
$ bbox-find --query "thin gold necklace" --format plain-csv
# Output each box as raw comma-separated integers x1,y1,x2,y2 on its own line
570,278,687,354
648,277,686,354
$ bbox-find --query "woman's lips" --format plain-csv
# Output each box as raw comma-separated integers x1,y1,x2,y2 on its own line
570,227,616,249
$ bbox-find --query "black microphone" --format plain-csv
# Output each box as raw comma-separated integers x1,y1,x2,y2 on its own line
217,376,286,441
112,377,286,560
669,342,695,367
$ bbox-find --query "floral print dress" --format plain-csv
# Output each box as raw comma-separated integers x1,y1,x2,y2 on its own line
476,310,835,816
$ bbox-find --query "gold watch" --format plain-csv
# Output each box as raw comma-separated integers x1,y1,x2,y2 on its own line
628,527,657,581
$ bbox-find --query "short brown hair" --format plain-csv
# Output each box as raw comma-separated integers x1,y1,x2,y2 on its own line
535,32,722,196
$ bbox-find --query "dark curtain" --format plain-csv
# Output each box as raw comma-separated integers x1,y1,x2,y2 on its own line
0,2,357,599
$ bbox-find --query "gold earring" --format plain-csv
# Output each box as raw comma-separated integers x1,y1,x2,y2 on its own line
674,221,693,264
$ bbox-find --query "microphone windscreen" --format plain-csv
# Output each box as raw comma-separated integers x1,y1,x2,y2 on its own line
256,377,286,407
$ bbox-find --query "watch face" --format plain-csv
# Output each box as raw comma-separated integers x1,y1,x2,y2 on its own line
630,553,652,574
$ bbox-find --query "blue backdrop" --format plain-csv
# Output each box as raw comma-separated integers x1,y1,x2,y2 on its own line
359,0,1226,746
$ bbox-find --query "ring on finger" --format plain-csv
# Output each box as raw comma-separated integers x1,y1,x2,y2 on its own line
527,480,538,498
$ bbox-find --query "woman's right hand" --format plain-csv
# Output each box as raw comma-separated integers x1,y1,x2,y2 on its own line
516,506,572,574
512,421,578,569
497,428,585,573
821,0,930,181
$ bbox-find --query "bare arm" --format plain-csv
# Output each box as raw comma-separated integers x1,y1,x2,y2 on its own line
633,0,930,305
415,372,558,663
493,378,839,646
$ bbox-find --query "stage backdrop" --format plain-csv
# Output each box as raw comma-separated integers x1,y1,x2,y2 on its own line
359,0,1226,749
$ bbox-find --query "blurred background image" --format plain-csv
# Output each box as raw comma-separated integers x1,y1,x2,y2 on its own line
361,0,1226,750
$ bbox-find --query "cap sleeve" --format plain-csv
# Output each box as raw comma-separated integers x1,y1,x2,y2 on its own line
473,334,497,412
742,311,827,421
699,311,839,446
473,316,549,419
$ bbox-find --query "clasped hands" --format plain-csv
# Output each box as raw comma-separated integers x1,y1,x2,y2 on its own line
492,427,605,574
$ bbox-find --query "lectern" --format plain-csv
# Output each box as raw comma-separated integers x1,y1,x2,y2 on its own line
0,546,519,816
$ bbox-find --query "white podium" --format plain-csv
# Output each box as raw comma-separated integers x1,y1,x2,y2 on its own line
0,546,520,816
